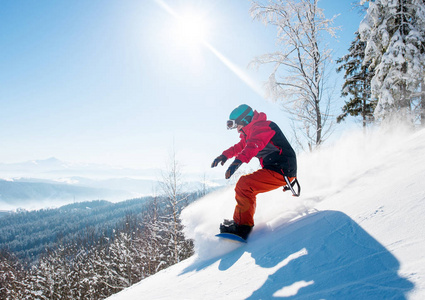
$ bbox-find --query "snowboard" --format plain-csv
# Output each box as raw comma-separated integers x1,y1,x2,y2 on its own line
215,233,247,243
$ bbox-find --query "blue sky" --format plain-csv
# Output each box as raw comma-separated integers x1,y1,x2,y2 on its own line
0,0,363,179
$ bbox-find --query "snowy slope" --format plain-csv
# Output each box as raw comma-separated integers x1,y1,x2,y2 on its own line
108,126,425,299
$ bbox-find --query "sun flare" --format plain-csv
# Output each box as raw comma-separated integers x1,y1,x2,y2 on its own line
154,0,264,97
174,10,210,46
156,0,210,47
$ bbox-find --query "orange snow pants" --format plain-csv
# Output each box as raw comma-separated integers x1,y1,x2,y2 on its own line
233,168,295,226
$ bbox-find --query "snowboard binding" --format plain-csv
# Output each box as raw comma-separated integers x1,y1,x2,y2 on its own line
219,219,253,241
283,176,301,197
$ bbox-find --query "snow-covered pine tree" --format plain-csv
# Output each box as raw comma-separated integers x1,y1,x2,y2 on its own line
359,0,425,123
29,246,72,300
68,247,97,300
0,250,29,300
107,231,144,288
336,31,377,128
141,194,169,275
89,243,116,298
250,0,339,150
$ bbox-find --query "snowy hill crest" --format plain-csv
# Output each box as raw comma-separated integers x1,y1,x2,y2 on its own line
108,126,425,299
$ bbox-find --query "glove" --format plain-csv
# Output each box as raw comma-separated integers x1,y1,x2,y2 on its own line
211,154,228,168
225,159,242,179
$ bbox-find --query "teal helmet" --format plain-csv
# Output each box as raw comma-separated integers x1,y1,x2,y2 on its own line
227,104,254,129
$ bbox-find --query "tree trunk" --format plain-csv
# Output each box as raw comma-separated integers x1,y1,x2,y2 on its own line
315,99,322,146
422,82,425,127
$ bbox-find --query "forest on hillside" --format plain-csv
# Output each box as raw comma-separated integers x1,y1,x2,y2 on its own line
0,189,206,299
1,197,155,262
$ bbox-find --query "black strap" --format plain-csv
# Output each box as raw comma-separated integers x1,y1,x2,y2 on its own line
283,176,301,197
235,107,252,125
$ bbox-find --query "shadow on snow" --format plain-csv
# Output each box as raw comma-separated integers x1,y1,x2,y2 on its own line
182,210,414,299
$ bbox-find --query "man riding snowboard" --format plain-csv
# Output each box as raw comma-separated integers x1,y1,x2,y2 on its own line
211,104,298,240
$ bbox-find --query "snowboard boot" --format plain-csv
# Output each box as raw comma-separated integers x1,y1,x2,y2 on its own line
220,219,253,240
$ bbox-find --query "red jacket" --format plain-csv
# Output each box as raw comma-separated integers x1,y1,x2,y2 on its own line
222,111,297,177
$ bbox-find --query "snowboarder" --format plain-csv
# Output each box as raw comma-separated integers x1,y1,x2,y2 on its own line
211,104,298,240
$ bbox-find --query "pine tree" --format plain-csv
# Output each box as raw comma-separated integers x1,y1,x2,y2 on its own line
0,250,29,299
107,231,143,288
141,195,168,275
336,31,377,127
359,0,425,122
30,247,72,300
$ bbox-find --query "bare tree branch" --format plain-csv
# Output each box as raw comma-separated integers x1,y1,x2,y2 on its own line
251,0,339,150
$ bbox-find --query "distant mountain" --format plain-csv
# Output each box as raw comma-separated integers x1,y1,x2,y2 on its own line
0,179,135,210
0,158,224,210
0,158,159,210
0,157,160,179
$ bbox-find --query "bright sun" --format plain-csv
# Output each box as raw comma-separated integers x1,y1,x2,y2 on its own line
154,0,263,97
155,0,211,48
174,10,210,47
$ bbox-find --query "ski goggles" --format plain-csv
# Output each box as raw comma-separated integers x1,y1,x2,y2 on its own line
227,119,238,130
227,106,252,130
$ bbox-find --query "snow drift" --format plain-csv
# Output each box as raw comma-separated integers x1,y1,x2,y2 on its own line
108,125,425,299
